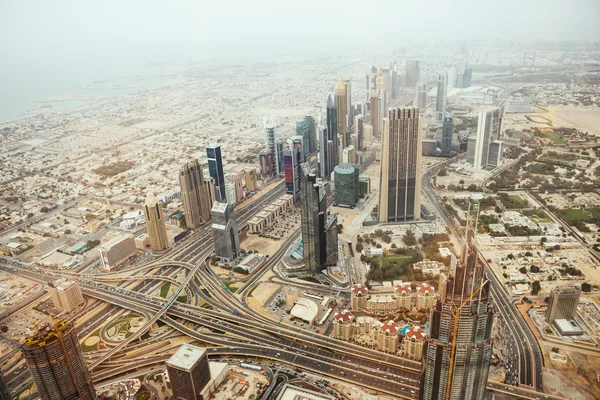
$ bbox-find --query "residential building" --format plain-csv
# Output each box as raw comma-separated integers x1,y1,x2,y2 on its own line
244,168,258,191
395,284,412,309
265,117,278,176
98,234,136,271
364,123,373,144
143,193,169,251
211,202,240,263
22,321,96,400
259,152,273,178
333,309,354,341
334,163,359,208
377,320,400,353
179,159,211,229
378,107,422,222
403,326,426,360
48,279,84,312
546,286,581,324
416,283,436,309
350,283,369,310
166,344,211,400
206,145,226,203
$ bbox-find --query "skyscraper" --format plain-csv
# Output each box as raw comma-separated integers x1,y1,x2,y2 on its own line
466,107,503,168
370,94,379,138
415,83,427,110
318,127,331,179
354,114,364,150
22,320,96,400
375,68,387,138
378,107,422,222
265,118,278,177
284,137,304,202
299,163,338,273
259,152,273,178
405,60,420,88
441,117,454,157
546,286,581,324
276,139,284,176
436,74,447,121
335,77,348,148
166,344,211,400
391,62,399,99
345,79,353,130
48,279,84,312
211,202,240,262
206,145,226,202
325,91,338,175
144,193,169,251
179,160,211,229
334,163,359,208
420,250,493,400
296,116,317,157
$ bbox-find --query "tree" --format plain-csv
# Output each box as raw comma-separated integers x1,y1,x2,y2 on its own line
540,237,547,243
40,206,49,213
376,243,382,249
531,280,541,295
355,242,364,252
64,229,72,235
337,224,344,234
459,179,465,185
519,267,527,274
0,325,7,333
403,230,417,246
581,282,592,292
530,265,540,273
391,243,397,249
495,206,502,214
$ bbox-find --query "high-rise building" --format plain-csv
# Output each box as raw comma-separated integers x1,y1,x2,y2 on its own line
276,139,284,176
22,320,96,400
466,107,503,168
364,124,373,144
334,163,359,208
166,344,211,400
0,374,10,400
48,279,84,312
342,145,355,164
376,68,387,137
244,168,258,191
369,94,380,138
98,234,136,271
143,193,169,251
378,107,423,222
354,114,364,150
265,117,278,176
335,77,347,148
420,250,494,400
296,116,317,157
299,163,338,273
259,152,273,178
415,84,427,110
436,74,447,121
284,137,304,202
345,80,353,130
405,60,420,88
179,160,211,229
441,117,454,157
319,127,330,179
487,141,504,167
325,92,338,175
546,286,581,324
206,145,226,203
350,283,368,310
211,202,240,262
391,62,399,99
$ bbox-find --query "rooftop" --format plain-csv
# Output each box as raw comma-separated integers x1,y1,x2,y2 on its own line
166,344,206,371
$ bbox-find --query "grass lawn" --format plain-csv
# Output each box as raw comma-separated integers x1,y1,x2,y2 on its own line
522,209,552,223
538,154,572,166
540,131,566,145
159,282,171,298
382,253,414,268
560,208,591,221
507,195,529,209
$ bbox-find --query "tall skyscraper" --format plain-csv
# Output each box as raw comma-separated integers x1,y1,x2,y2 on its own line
276,139,284,176
22,320,96,400
466,107,503,168
441,117,454,157
144,193,169,251
420,249,493,400
284,137,304,202
546,286,581,324
391,62,399,99
370,94,379,138
345,79,353,130
376,68,387,137
296,116,317,157
318,127,332,179
335,77,348,148
265,118,278,177
354,114,364,150
166,344,211,400
325,91,338,174
415,83,427,110
299,163,338,273
334,163,359,208
405,60,420,88
436,74,447,121
179,160,211,229
211,202,240,262
378,107,423,222
206,145,226,203
259,152,273,178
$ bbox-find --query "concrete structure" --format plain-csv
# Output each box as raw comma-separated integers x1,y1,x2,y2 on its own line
420,252,494,400
48,279,84,312
435,74,447,121
299,163,338,273
335,77,348,148
211,202,240,263
207,145,226,203
364,123,373,144
333,309,354,341
290,298,319,324
334,163,359,208
422,139,438,156
488,140,504,167
342,145,355,164
324,92,338,176
553,319,584,336
22,321,96,400
179,159,211,229
359,176,371,197
375,68,387,138
416,283,436,310
370,94,379,138
166,344,211,400
366,295,397,315
246,194,293,234
134,234,149,250
345,80,353,131
98,234,136,271
403,326,426,360
377,320,400,353
441,117,453,157
350,283,368,310
143,193,169,252
236,253,265,274
378,107,422,222
467,107,503,169
546,286,581,324
414,259,445,275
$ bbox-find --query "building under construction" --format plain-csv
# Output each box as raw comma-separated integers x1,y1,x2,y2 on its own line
21,320,96,400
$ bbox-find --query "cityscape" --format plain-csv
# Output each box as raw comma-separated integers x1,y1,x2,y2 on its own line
1,2,600,400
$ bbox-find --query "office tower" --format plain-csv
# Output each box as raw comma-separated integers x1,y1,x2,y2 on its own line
259,152,273,178
166,344,211,400
366,65,378,98
325,91,338,174
376,68,387,137
334,163,359,208
441,117,454,157
405,60,420,88
144,193,169,251
319,127,329,179
487,141,504,167
436,74,447,121
415,83,427,110
48,279,84,312
420,250,494,400
391,62,399,99
265,117,278,176
276,139,284,176
296,116,317,157
98,234,136,271
364,124,373,144
299,163,338,273
378,107,422,222
354,114,364,150
206,145,226,203
466,107,503,168
225,183,236,204
345,80,353,130
447,67,457,90
342,145,355,164
335,77,347,148
22,321,96,400
244,168,258,191
0,375,10,400
179,160,211,229
462,68,472,88
370,94,380,138
546,287,581,324
211,202,240,262
284,137,304,202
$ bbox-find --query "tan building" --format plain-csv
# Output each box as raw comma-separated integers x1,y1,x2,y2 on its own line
244,168,258,191
335,77,347,148
394,283,412,309
143,193,169,252
285,286,299,307
403,326,426,360
378,107,422,222
48,279,84,312
333,309,354,341
366,295,397,316
179,160,211,229
377,320,400,353
438,273,448,301
364,124,373,144
546,286,581,324
350,283,368,310
134,234,149,250
416,283,436,310
246,195,294,234
98,234,136,271
370,94,379,138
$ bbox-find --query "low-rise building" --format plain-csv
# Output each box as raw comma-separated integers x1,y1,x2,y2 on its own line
366,295,397,316
413,259,445,275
